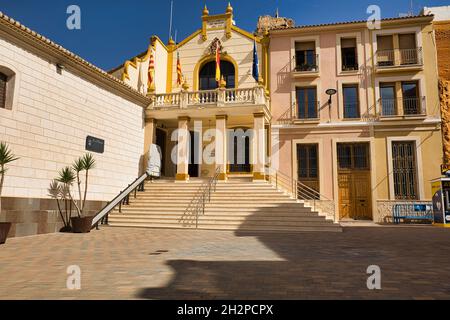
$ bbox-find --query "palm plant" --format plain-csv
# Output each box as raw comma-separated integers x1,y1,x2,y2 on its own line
80,153,95,214
57,167,82,218
48,180,69,229
0,142,19,215
72,157,84,213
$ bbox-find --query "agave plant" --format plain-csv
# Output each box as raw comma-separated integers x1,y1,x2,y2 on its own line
0,142,19,215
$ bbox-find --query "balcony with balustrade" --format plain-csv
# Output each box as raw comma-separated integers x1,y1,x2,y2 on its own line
375,48,423,73
377,96,427,118
145,85,270,120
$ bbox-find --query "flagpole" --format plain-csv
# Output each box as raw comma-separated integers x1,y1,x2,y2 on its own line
169,0,174,40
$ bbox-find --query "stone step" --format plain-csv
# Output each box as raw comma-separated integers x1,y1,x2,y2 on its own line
115,205,313,213
109,214,328,222
115,203,310,211
108,222,342,233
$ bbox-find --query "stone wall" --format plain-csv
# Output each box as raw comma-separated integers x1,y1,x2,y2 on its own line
0,34,145,202
435,22,450,80
440,80,450,165
0,197,106,238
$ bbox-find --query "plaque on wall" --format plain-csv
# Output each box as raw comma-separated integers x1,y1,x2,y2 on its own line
86,136,105,154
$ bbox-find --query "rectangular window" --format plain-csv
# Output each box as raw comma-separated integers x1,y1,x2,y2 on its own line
399,33,418,65
401,81,420,115
337,143,370,170
377,35,394,66
392,141,418,200
295,42,317,71
341,38,358,71
297,144,319,193
296,87,317,119
0,73,6,109
343,84,360,119
380,83,397,116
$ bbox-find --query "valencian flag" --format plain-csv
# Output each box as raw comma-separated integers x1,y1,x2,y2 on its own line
252,39,259,82
215,42,221,83
177,51,183,86
148,46,155,91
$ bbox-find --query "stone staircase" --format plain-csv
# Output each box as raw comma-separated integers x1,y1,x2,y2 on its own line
107,178,342,232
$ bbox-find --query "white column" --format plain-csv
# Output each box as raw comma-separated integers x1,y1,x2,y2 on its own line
176,116,190,181
253,113,266,181
215,115,228,181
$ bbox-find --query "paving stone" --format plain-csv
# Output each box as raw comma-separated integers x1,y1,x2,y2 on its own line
0,226,449,299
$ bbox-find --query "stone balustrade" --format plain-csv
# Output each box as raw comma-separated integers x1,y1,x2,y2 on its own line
148,86,269,109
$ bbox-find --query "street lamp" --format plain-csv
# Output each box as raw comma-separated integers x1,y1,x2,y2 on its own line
326,89,337,105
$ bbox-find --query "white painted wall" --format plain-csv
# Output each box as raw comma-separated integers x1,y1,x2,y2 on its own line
0,36,145,201
422,6,450,21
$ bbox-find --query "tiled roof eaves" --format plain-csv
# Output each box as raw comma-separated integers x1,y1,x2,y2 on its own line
0,11,150,106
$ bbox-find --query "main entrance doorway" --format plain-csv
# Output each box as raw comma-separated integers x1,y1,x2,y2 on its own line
188,131,200,178
155,128,166,176
337,143,372,220
228,128,251,174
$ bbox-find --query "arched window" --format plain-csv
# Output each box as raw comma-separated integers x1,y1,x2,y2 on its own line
199,60,235,91
0,72,7,109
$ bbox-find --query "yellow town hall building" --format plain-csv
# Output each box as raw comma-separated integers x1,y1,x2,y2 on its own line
110,4,271,182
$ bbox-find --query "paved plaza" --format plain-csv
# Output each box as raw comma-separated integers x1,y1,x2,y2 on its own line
0,226,450,300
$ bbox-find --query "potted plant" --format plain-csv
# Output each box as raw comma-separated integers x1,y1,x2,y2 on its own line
0,142,19,245
70,153,96,233
48,153,96,234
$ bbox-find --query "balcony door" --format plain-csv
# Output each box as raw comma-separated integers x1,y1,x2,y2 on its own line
296,87,317,119
295,41,317,71
402,81,420,115
380,83,397,116
199,60,235,91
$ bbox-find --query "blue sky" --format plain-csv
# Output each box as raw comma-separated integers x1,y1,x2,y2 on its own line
1,0,448,70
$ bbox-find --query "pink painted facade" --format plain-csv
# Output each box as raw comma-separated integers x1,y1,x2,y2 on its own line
269,16,442,222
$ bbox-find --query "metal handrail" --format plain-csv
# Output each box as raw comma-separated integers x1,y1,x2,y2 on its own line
267,168,335,218
91,172,149,227
180,166,221,228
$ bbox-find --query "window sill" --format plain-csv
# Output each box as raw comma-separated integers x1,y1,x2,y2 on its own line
339,70,360,75
293,119,321,125
379,115,427,121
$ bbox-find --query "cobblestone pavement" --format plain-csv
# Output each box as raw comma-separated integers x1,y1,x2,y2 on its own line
1,226,450,300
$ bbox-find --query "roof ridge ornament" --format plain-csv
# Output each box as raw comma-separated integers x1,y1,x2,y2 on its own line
203,5,209,16
226,2,233,14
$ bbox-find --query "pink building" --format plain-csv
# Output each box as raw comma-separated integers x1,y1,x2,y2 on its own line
269,15,442,223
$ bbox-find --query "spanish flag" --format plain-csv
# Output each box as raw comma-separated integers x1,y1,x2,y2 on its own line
215,42,221,83
177,52,183,86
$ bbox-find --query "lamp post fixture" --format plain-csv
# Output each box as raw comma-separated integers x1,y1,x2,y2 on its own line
326,89,337,105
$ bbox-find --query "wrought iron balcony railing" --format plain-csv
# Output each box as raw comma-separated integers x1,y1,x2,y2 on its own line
292,54,319,73
376,48,423,68
378,96,426,117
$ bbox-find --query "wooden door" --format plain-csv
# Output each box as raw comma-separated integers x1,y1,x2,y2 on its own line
337,143,372,220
